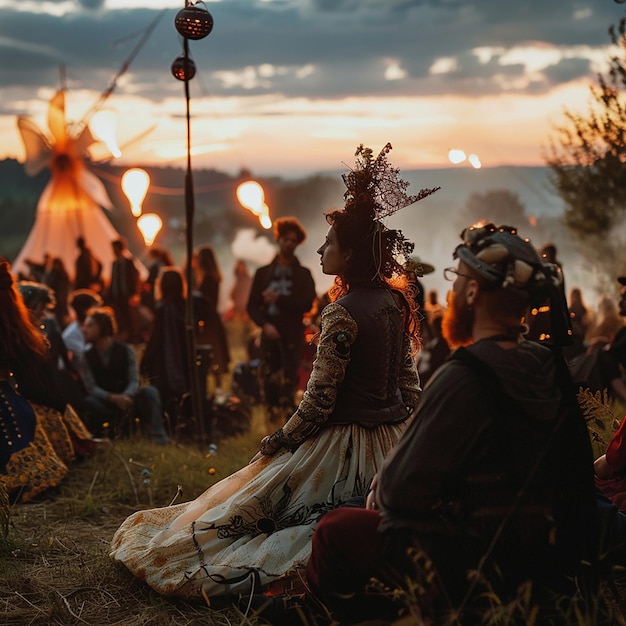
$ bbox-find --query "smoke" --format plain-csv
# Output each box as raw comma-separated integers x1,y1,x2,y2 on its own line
230,228,276,266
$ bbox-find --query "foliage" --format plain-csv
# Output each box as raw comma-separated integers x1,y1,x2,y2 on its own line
578,386,623,458
545,19,626,291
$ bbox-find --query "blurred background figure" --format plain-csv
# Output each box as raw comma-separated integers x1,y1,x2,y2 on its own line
192,245,231,393
43,256,72,329
142,246,174,315
80,306,169,445
17,281,87,416
108,237,142,343
566,287,592,359
227,259,252,322
417,314,450,386
246,217,316,426
1,261,94,502
74,236,103,293
63,289,104,374
586,294,624,351
403,255,435,342
141,267,208,438
23,252,51,283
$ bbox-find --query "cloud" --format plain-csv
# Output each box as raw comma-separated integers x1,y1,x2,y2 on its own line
0,0,623,103
0,0,624,175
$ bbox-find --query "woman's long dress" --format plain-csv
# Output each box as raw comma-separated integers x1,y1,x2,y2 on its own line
0,380,94,502
110,289,420,598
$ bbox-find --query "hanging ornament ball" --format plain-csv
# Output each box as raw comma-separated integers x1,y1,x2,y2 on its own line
171,55,197,81
175,4,214,40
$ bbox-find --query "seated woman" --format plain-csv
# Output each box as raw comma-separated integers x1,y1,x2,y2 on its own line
0,262,94,503
109,144,437,599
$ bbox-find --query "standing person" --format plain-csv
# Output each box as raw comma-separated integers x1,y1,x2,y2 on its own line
80,306,170,445
142,246,174,314
586,293,624,350
566,286,591,358
227,259,253,321
110,143,437,600
108,238,141,343
43,256,72,329
140,267,210,433
191,245,231,392
301,223,598,624
0,262,94,502
247,217,317,425
74,236,103,292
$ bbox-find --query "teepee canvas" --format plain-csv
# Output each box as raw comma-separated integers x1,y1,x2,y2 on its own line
12,90,121,283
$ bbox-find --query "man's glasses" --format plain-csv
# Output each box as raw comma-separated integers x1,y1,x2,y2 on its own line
444,267,474,282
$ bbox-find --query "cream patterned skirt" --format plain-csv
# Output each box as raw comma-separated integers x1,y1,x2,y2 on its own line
109,422,404,599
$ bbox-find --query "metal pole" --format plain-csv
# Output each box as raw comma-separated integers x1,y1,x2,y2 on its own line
182,36,207,447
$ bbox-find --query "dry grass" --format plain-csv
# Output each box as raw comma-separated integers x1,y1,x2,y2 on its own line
0,421,268,626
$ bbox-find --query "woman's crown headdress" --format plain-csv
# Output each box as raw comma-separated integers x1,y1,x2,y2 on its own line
341,143,440,271
342,143,440,220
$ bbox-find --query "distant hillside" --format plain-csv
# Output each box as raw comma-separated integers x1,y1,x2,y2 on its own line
1,158,581,307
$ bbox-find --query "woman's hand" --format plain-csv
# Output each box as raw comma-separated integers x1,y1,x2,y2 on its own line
249,435,274,464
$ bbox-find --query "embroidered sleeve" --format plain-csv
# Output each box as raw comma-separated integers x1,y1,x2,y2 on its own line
260,302,357,455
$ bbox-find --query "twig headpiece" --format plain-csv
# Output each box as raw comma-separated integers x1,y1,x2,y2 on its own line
343,143,440,220
340,143,440,276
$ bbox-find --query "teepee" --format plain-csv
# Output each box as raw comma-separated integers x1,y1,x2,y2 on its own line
12,90,121,283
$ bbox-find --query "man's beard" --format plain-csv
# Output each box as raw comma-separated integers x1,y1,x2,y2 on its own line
442,289,474,348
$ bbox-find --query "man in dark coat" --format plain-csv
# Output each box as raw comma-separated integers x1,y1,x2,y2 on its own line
247,217,316,424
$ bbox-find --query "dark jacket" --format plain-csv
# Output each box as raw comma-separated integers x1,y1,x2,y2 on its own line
378,338,595,566
85,342,131,394
247,256,316,338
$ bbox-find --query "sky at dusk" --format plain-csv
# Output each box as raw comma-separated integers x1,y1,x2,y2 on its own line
1,0,625,177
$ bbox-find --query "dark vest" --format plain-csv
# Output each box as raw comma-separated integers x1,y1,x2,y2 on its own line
85,343,130,394
326,286,408,426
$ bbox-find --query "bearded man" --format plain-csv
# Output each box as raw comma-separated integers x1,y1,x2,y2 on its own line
284,224,602,624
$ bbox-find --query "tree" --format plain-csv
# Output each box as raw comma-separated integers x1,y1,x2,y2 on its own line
545,19,626,290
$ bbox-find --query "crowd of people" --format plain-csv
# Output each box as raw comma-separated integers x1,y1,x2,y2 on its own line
5,142,626,624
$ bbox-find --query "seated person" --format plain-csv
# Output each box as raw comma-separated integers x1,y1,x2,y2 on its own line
18,281,90,422
298,224,600,624
1,262,94,502
80,306,170,445
63,288,103,371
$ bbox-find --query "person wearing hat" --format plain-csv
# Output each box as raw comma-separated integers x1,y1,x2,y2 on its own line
403,254,434,311
301,223,604,624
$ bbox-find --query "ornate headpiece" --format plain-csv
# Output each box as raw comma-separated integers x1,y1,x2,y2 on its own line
453,223,561,294
454,222,572,345
341,143,440,274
